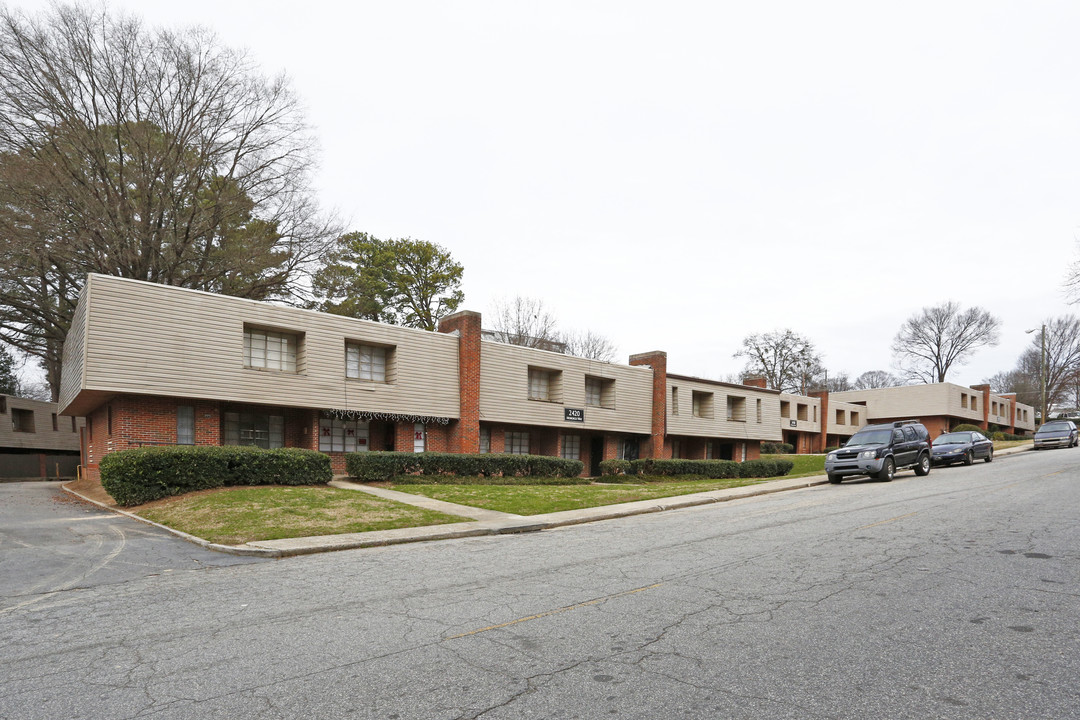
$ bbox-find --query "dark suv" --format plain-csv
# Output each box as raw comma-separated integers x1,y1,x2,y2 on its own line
825,420,932,483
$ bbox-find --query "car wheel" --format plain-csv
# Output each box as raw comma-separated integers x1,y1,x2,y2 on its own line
914,453,930,476
877,457,895,482
827,473,842,484
963,450,974,466
985,448,993,463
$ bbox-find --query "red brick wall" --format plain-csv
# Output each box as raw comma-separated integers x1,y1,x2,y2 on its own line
629,351,667,459
438,311,481,453
970,384,991,430
809,390,829,453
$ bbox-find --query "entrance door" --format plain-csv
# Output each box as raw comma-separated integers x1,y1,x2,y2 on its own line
589,436,604,476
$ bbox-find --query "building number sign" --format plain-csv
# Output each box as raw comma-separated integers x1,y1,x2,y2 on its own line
565,408,584,423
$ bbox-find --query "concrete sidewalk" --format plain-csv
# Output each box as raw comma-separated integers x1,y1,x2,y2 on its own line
64,444,1034,558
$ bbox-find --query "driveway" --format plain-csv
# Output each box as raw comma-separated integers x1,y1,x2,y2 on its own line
0,482,266,615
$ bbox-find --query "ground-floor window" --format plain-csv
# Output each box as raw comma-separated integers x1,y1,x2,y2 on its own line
224,411,284,449
479,426,491,453
671,439,681,459
620,438,639,461
561,434,580,460
319,417,370,452
506,431,529,455
705,440,714,459
177,406,195,445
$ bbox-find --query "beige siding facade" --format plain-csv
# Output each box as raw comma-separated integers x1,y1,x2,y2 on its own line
779,393,820,434
831,384,1036,432
478,342,652,434
60,274,460,418
1,395,83,452
830,400,867,434
667,377,783,441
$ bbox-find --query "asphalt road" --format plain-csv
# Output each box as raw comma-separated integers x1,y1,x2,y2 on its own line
2,449,1078,719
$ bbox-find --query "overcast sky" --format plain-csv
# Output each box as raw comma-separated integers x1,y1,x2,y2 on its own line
16,0,1080,387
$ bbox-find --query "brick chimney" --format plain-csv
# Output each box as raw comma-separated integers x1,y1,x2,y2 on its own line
629,351,668,459
438,310,482,453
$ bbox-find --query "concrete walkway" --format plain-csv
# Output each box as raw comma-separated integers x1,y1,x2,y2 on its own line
65,444,1034,558
329,479,521,521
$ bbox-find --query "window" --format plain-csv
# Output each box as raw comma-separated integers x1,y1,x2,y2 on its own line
705,441,714,459
244,327,298,372
971,397,977,411
528,367,561,402
726,396,746,422
107,405,113,435
671,387,679,415
756,399,762,423
851,411,860,427
479,426,491,454
52,413,58,432
835,409,845,425
346,342,390,382
961,394,968,409
315,416,371,451
585,376,615,408
780,400,791,418
224,411,284,449
71,416,77,432
796,404,808,421
813,405,818,423
620,438,639,460
692,391,714,418
992,401,998,415
177,406,195,445
902,426,917,441
413,423,425,453
671,439,681,459
11,408,34,433
0,396,6,413
561,434,580,460
506,431,529,455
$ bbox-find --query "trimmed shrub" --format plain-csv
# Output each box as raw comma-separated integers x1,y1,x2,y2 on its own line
630,459,739,479
345,452,584,482
99,445,331,506
761,442,794,455
990,431,1006,441
951,423,984,434
599,459,631,476
737,458,794,478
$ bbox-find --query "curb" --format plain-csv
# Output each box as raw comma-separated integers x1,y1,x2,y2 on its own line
60,444,1033,558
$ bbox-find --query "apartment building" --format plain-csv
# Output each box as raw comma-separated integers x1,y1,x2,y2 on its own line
1,394,84,479
830,383,1035,438
776,392,864,453
58,275,782,478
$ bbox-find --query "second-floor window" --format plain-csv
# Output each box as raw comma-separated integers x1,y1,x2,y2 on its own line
346,343,388,382
245,328,297,372
585,377,602,406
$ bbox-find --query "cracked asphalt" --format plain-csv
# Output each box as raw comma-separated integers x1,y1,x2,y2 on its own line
2,449,1078,719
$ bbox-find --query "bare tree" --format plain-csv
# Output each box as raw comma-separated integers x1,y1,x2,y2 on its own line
488,296,563,352
0,3,334,398
734,329,823,394
561,329,617,362
892,302,1001,384
854,370,900,389
1021,317,1080,420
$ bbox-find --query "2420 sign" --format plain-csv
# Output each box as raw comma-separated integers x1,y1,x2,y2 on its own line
565,408,585,422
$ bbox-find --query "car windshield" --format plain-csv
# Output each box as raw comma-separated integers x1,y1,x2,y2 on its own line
845,429,892,446
1038,422,1072,433
934,433,970,445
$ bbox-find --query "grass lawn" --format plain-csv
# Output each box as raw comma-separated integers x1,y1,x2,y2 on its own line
993,439,1032,451
388,476,781,515
135,485,465,545
767,453,825,477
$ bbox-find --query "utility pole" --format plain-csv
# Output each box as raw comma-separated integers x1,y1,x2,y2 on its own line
1026,324,1048,425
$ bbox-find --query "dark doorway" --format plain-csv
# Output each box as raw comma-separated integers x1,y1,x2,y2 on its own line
590,436,604,476
717,442,734,461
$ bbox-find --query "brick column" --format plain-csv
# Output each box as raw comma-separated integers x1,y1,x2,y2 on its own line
630,351,667,459
743,376,767,389
438,310,482,454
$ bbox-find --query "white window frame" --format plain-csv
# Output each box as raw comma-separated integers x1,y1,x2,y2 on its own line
585,378,602,407
528,369,550,401
346,343,388,382
319,417,370,452
561,434,581,460
479,426,491,454
177,405,195,445
244,328,297,372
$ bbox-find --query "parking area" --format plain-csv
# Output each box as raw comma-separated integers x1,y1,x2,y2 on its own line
0,482,266,614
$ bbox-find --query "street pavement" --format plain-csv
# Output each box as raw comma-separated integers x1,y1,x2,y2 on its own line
2,447,1078,718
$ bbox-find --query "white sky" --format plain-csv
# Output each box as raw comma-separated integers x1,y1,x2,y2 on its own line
15,0,1080,386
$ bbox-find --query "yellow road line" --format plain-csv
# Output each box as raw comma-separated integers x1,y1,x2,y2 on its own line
857,511,917,530
448,583,663,640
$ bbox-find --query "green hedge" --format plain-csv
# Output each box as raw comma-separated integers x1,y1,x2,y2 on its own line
100,446,332,506
951,423,984,434
345,452,584,482
599,459,631,476
761,442,795,455
608,458,795,479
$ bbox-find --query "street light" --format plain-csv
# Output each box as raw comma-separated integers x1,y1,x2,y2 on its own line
1025,324,1047,425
